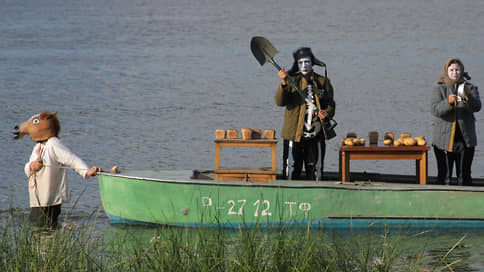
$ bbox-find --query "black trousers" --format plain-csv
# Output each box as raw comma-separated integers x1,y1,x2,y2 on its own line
283,136,326,180
292,137,319,180
30,204,62,228
433,145,475,185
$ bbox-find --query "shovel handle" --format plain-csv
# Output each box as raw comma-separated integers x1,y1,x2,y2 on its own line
267,58,282,71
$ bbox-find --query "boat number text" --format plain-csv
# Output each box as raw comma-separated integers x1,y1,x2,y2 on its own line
202,197,311,217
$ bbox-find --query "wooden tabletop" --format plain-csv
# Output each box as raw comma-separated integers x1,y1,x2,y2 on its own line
215,139,278,144
339,145,430,151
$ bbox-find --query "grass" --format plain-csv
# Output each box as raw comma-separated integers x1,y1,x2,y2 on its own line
0,210,469,272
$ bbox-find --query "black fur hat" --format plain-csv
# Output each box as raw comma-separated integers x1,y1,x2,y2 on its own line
288,47,326,76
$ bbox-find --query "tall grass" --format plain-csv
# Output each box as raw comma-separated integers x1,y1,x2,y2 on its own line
0,209,107,271
0,212,467,272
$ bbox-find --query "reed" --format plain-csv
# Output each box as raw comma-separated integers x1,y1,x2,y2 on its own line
1,211,466,272
97,223,433,272
0,207,109,272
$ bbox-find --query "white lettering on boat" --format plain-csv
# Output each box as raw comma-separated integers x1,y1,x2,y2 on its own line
284,202,296,217
299,203,311,218
202,197,212,207
228,199,247,215
253,200,272,217
201,197,311,218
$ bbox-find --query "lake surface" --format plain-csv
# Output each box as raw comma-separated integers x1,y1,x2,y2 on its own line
2,0,484,269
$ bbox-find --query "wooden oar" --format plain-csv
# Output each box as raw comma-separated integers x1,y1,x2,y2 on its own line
250,36,337,131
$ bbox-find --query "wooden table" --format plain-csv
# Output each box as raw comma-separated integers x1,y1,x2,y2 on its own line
339,145,430,184
214,139,278,182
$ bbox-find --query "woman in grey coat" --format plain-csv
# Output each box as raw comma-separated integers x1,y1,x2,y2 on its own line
431,58,481,185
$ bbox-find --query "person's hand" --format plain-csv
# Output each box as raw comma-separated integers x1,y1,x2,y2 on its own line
278,68,287,85
447,94,457,105
85,166,102,178
316,110,328,120
30,161,43,173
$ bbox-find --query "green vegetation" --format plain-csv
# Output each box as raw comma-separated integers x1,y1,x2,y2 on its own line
0,212,470,272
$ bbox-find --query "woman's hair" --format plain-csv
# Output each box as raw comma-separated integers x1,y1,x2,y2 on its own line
443,58,471,80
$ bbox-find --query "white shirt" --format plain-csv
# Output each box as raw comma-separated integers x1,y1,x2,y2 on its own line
24,137,89,207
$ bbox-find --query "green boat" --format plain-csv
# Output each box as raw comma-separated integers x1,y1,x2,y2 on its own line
98,170,484,229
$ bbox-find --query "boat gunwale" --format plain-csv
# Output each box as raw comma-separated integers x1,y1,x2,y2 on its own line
107,214,484,223
98,171,484,192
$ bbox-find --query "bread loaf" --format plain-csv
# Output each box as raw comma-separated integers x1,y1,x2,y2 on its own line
227,129,238,139
344,138,354,146
403,138,417,146
252,129,262,139
341,137,365,146
400,132,411,139
415,136,426,146
384,132,394,141
264,129,275,139
346,132,357,138
241,128,252,140
215,129,226,139
383,139,393,145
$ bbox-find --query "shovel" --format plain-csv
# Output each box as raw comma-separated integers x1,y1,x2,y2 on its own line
250,36,337,131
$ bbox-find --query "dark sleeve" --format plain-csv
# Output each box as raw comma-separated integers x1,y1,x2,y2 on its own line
318,78,335,118
275,76,300,107
464,83,481,113
430,84,453,118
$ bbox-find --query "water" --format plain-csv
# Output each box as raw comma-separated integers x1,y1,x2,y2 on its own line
2,0,484,268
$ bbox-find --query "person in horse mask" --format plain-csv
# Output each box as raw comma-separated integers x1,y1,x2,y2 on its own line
431,58,481,185
275,47,335,180
14,112,102,228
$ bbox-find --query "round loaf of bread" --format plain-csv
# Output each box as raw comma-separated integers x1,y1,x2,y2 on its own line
403,138,417,146
344,138,354,146
417,138,426,146
400,132,411,139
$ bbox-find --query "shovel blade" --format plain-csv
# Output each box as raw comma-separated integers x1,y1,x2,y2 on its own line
250,36,279,66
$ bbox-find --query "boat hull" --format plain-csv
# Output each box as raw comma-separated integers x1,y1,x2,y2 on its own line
98,170,484,229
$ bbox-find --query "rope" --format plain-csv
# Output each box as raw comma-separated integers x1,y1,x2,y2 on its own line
40,164,91,171
34,164,116,173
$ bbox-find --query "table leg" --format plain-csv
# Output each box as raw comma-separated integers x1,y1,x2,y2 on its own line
215,143,220,170
419,151,427,185
415,152,427,185
416,159,420,184
340,151,350,182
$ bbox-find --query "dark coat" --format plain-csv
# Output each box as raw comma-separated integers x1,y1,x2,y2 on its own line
275,72,335,142
431,81,481,151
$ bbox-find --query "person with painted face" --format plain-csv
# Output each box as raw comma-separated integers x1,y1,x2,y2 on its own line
275,47,335,180
431,58,481,185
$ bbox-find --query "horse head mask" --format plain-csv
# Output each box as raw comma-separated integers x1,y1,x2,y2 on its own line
13,112,61,142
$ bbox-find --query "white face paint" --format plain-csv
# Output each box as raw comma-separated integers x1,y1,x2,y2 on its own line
298,57,312,76
447,63,462,80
